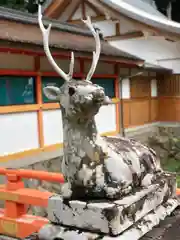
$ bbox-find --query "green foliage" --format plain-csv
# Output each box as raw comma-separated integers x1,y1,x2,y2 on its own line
0,0,25,10
0,0,46,13
177,176,180,188
154,0,180,23
148,127,180,187
162,158,180,172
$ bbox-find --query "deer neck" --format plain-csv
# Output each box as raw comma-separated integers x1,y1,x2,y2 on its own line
62,115,98,149
61,110,109,186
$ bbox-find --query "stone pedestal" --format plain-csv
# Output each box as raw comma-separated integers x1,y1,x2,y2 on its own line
38,198,179,240
39,173,179,240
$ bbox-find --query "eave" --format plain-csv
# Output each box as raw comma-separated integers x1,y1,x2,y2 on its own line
87,0,180,41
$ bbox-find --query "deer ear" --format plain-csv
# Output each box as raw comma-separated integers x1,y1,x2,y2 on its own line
43,86,61,101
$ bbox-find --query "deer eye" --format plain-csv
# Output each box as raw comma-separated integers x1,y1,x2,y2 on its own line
68,87,76,96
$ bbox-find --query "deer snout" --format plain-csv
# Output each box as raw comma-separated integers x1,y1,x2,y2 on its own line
94,89,105,99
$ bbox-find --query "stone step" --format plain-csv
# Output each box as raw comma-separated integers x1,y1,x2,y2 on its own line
38,198,179,240
47,175,176,236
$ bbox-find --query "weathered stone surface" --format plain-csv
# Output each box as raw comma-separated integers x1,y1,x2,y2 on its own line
47,174,177,236
38,198,179,240
40,16,164,199
36,9,179,240
23,157,63,217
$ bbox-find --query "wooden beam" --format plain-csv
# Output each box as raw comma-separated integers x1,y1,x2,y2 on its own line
85,1,102,15
68,0,82,20
44,0,63,17
68,15,106,24
105,31,144,41
115,22,120,35
45,0,71,18
82,0,86,19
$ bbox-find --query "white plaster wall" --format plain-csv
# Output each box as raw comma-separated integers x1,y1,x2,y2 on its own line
40,57,80,73
151,79,157,97
95,104,116,134
118,16,141,34
0,112,39,156
43,105,116,146
94,21,116,37
93,17,140,36
121,78,130,99
0,53,34,70
43,109,63,146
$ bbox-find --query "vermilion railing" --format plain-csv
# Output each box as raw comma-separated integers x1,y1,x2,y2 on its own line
0,168,64,239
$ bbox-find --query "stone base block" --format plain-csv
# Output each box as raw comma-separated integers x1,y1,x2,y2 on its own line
48,175,177,236
39,198,179,240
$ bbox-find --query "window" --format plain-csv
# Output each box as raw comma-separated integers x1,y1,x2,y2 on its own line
0,76,36,106
92,78,115,98
42,77,64,103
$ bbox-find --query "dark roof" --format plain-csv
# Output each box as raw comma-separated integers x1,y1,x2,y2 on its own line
0,6,143,62
98,0,180,35
0,6,91,37
143,63,172,73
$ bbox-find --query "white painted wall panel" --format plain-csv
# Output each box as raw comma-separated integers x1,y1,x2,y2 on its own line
94,21,116,37
95,104,116,134
122,78,130,99
43,106,117,146
0,53,34,70
0,112,39,156
118,16,140,34
43,109,63,146
151,79,158,97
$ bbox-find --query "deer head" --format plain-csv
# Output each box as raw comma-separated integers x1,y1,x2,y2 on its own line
38,5,111,122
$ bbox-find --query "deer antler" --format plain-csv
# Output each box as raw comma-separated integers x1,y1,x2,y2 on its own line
82,17,101,82
38,5,74,82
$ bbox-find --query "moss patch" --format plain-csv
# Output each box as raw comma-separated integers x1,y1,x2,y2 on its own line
161,158,180,187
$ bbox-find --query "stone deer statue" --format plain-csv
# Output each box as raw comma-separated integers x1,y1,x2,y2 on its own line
38,6,162,200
